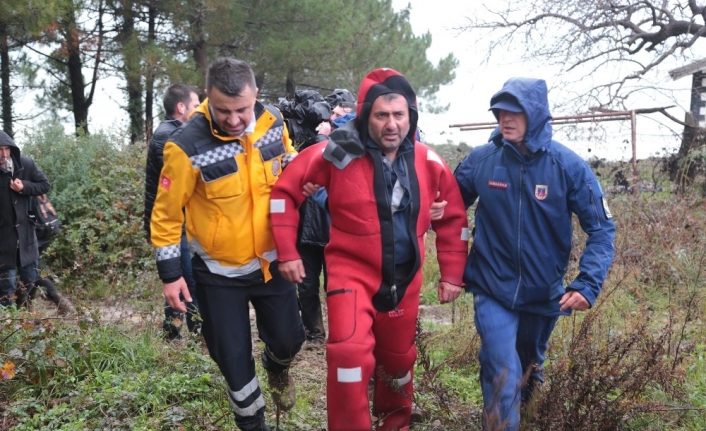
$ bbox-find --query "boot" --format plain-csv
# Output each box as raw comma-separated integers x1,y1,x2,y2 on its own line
37,278,75,316
14,286,33,311
57,297,76,316
266,368,296,411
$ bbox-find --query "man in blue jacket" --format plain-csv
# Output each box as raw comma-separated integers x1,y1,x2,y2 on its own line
454,77,616,430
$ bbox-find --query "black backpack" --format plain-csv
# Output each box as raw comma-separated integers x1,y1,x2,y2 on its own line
32,194,62,246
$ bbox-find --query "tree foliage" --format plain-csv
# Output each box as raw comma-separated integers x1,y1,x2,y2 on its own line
6,0,457,139
462,0,706,109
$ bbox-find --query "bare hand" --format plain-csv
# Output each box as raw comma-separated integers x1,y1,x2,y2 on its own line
316,122,332,136
279,259,305,284
430,192,447,221
437,281,463,304
559,290,589,312
163,277,192,313
302,182,322,197
9,178,23,192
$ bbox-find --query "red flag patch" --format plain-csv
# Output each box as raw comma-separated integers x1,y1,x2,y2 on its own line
160,174,172,191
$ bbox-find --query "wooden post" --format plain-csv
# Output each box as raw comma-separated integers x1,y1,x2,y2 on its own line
630,110,638,180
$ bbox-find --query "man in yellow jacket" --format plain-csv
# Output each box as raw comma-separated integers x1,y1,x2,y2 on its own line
151,57,304,431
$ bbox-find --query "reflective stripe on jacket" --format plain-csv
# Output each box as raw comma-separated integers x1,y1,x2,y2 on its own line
151,99,296,282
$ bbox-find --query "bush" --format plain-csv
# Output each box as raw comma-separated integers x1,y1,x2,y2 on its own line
20,123,156,298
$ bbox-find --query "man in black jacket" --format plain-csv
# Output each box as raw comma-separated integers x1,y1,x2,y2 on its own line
144,84,201,339
0,130,51,307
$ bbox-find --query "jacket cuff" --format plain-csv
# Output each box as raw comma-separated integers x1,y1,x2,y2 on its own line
273,226,301,262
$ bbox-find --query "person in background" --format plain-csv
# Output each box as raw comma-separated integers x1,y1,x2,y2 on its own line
296,89,357,346
454,77,616,430
150,58,304,431
0,130,51,308
270,68,468,431
144,83,202,340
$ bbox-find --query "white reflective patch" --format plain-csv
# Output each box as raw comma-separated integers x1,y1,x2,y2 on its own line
270,199,286,213
393,371,412,388
461,227,470,241
337,367,362,383
426,149,444,166
230,375,259,401
229,393,266,417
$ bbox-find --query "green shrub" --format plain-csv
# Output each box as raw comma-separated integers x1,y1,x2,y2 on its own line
20,123,156,297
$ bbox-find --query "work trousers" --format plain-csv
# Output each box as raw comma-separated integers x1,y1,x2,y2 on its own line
194,266,305,431
473,292,558,431
297,243,326,340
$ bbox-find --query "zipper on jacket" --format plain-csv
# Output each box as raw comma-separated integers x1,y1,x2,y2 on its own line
382,156,399,311
512,164,526,309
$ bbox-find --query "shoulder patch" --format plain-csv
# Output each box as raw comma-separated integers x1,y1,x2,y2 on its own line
160,174,172,191
602,197,613,219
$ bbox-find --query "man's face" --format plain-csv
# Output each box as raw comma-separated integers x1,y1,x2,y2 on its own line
331,105,353,121
499,110,527,144
0,146,11,169
179,92,201,122
207,85,257,136
367,94,410,156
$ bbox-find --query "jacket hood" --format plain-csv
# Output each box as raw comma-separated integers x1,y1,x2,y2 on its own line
489,77,553,153
0,130,21,175
356,68,419,145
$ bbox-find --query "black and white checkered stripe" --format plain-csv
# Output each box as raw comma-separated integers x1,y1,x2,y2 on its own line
189,142,245,169
155,244,180,261
253,125,284,149
282,152,297,168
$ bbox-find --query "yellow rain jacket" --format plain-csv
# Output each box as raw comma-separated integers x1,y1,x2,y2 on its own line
151,99,296,282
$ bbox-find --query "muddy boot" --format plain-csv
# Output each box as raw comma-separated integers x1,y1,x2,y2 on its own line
14,285,32,311
266,368,296,411
57,297,76,316
36,278,75,315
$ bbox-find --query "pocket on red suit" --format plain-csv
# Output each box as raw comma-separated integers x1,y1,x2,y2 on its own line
326,288,356,342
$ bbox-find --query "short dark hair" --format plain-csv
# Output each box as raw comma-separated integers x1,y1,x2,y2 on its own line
206,57,257,97
338,101,356,111
163,84,198,117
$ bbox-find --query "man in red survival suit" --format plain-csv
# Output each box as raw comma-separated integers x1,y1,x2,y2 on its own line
270,68,469,431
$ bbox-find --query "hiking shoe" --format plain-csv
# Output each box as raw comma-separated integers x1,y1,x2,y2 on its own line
57,297,76,316
410,403,425,424
267,368,296,411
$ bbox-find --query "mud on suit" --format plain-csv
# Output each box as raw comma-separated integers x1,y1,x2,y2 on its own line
454,78,616,430
270,69,469,431
150,99,304,430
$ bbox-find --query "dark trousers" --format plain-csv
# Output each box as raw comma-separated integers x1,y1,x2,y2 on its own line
163,234,199,338
297,243,326,340
194,266,305,431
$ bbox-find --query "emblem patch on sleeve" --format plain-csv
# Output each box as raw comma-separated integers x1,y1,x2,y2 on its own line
160,174,172,191
535,185,548,200
272,159,281,176
602,197,613,219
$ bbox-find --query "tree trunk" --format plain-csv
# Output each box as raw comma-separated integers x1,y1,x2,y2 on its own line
0,29,12,137
145,0,156,145
191,0,208,82
118,2,144,145
285,69,296,100
669,71,706,184
66,22,90,135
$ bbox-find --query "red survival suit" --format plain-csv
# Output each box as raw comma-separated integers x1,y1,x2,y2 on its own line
271,68,468,431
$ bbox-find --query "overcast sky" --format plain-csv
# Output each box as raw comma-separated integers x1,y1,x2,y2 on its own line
391,0,696,161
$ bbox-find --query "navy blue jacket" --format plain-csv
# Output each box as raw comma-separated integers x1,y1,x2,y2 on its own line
454,78,615,316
